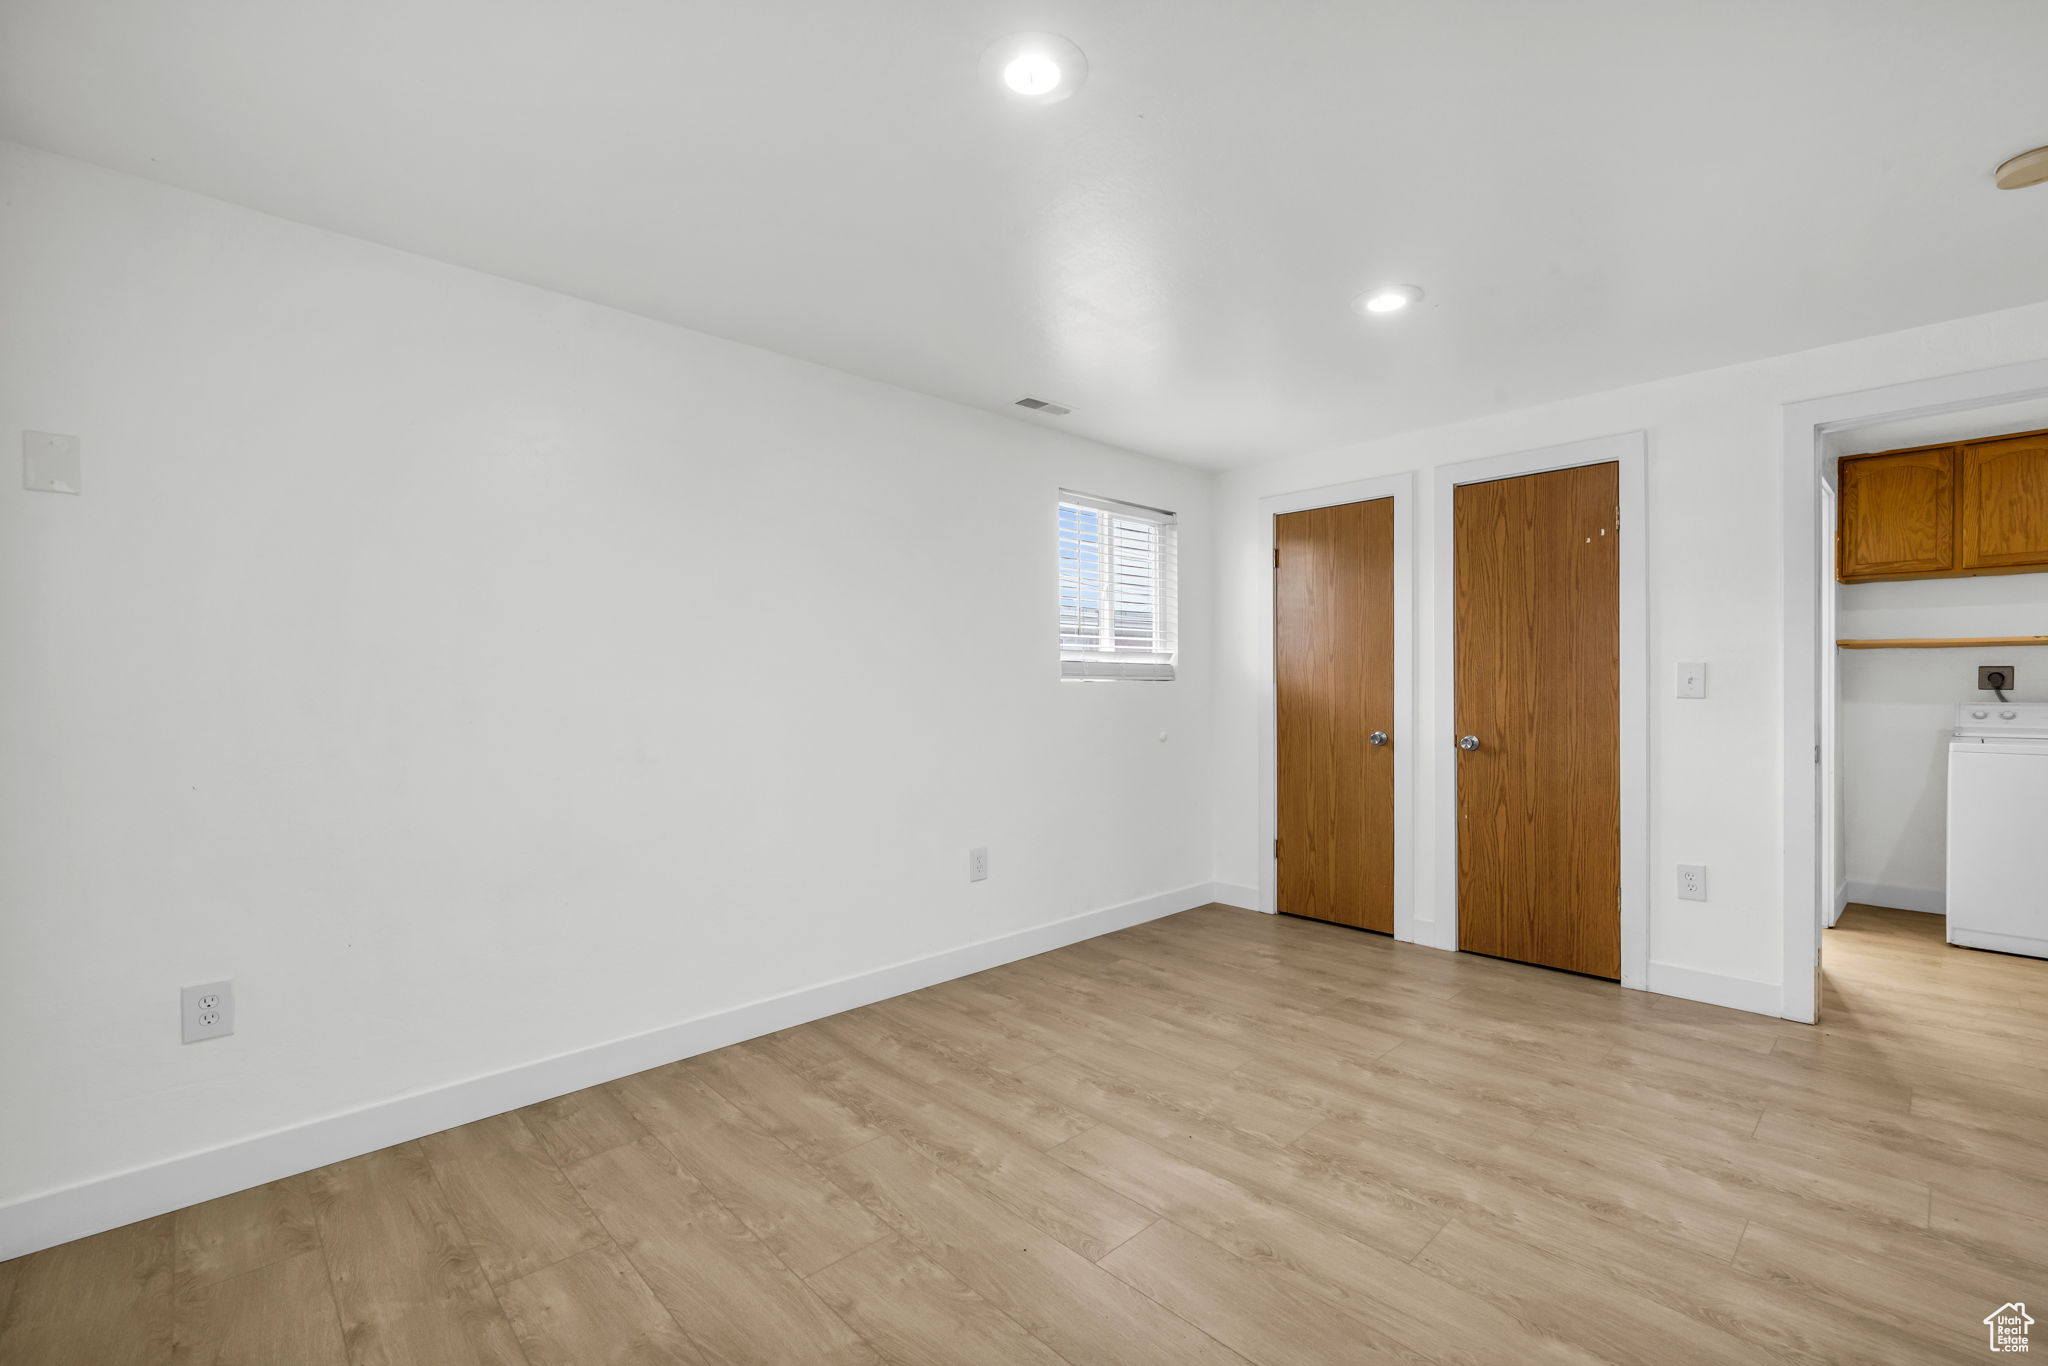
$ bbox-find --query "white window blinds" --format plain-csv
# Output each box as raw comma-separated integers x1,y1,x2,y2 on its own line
1057,491,1178,681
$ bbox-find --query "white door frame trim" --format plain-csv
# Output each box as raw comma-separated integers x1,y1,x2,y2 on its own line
1778,358,2048,1023
1431,431,1650,989
1257,473,1416,941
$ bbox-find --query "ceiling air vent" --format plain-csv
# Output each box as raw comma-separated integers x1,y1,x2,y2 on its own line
1014,396,1073,416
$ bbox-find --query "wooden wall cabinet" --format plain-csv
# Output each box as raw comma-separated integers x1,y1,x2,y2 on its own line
1837,426,2048,583
1837,447,1955,580
1959,430,2048,571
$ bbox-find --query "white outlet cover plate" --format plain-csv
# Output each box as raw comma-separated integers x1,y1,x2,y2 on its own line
968,847,989,882
1676,662,1707,698
1676,865,1708,901
181,980,235,1043
23,431,81,494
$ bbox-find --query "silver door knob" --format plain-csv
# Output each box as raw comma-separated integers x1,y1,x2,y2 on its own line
1457,735,1481,751
1369,731,1389,746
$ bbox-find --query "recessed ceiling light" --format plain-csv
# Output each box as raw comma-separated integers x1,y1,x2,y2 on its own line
1004,53,1062,96
1355,284,1424,315
1995,146,2048,190
982,33,1087,105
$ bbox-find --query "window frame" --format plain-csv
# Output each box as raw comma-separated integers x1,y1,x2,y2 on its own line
1056,490,1179,682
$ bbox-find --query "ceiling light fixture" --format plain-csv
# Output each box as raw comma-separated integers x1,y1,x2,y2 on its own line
981,33,1087,105
1004,53,1062,96
1355,284,1424,315
1995,146,2048,190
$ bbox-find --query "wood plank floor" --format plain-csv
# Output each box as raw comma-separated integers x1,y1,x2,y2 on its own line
4,901,2043,1364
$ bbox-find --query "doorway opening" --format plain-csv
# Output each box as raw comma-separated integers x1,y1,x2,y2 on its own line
1783,358,2048,1023
1816,399,2048,1025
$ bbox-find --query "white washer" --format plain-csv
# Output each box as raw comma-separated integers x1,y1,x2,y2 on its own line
1947,702,2048,957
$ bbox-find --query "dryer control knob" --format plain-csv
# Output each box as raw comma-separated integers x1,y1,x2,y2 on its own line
1972,710,1989,719
2001,710,2019,719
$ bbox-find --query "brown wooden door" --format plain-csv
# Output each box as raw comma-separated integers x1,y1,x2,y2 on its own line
1959,431,2048,570
1275,499,1395,932
1837,447,1957,581
1454,464,1619,978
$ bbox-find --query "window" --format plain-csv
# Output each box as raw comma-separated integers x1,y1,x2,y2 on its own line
1057,491,1178,681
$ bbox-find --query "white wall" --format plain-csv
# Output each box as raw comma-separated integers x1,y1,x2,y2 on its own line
0,142,1215,1214
1212,298,2048,1009
1837,575,2048,910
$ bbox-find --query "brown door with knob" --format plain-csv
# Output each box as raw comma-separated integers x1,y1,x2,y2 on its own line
1453,463,1620,977
1275,498,1396,932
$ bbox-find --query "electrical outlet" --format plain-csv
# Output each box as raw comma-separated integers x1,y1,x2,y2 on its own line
968,847,989,882
181,981,235,1043
1980,665,2016,692
1677,865,1708,902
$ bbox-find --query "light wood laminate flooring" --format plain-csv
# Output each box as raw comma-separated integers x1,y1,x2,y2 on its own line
3,901,2042,1364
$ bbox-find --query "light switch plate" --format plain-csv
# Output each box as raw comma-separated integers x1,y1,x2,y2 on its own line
1676,661,1707,698
23,432,81,495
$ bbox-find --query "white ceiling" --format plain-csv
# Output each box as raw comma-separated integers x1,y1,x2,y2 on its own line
4,1,2047,469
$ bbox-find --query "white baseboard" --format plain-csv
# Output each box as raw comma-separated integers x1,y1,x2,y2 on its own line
1208,882,1260,912
1947,925,2048,958
1405,917,1457,952
1646,961,1781,1019
1827,881,1850,928
1843,880,1945,915
0,881,1222,1262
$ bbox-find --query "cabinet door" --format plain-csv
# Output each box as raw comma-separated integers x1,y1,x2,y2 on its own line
1837,447,1955,581
1960,432,2048,571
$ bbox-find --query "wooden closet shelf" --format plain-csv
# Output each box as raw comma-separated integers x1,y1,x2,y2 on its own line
1837,635,2048,650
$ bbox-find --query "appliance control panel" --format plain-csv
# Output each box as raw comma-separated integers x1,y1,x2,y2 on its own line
1954,702,2048,739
